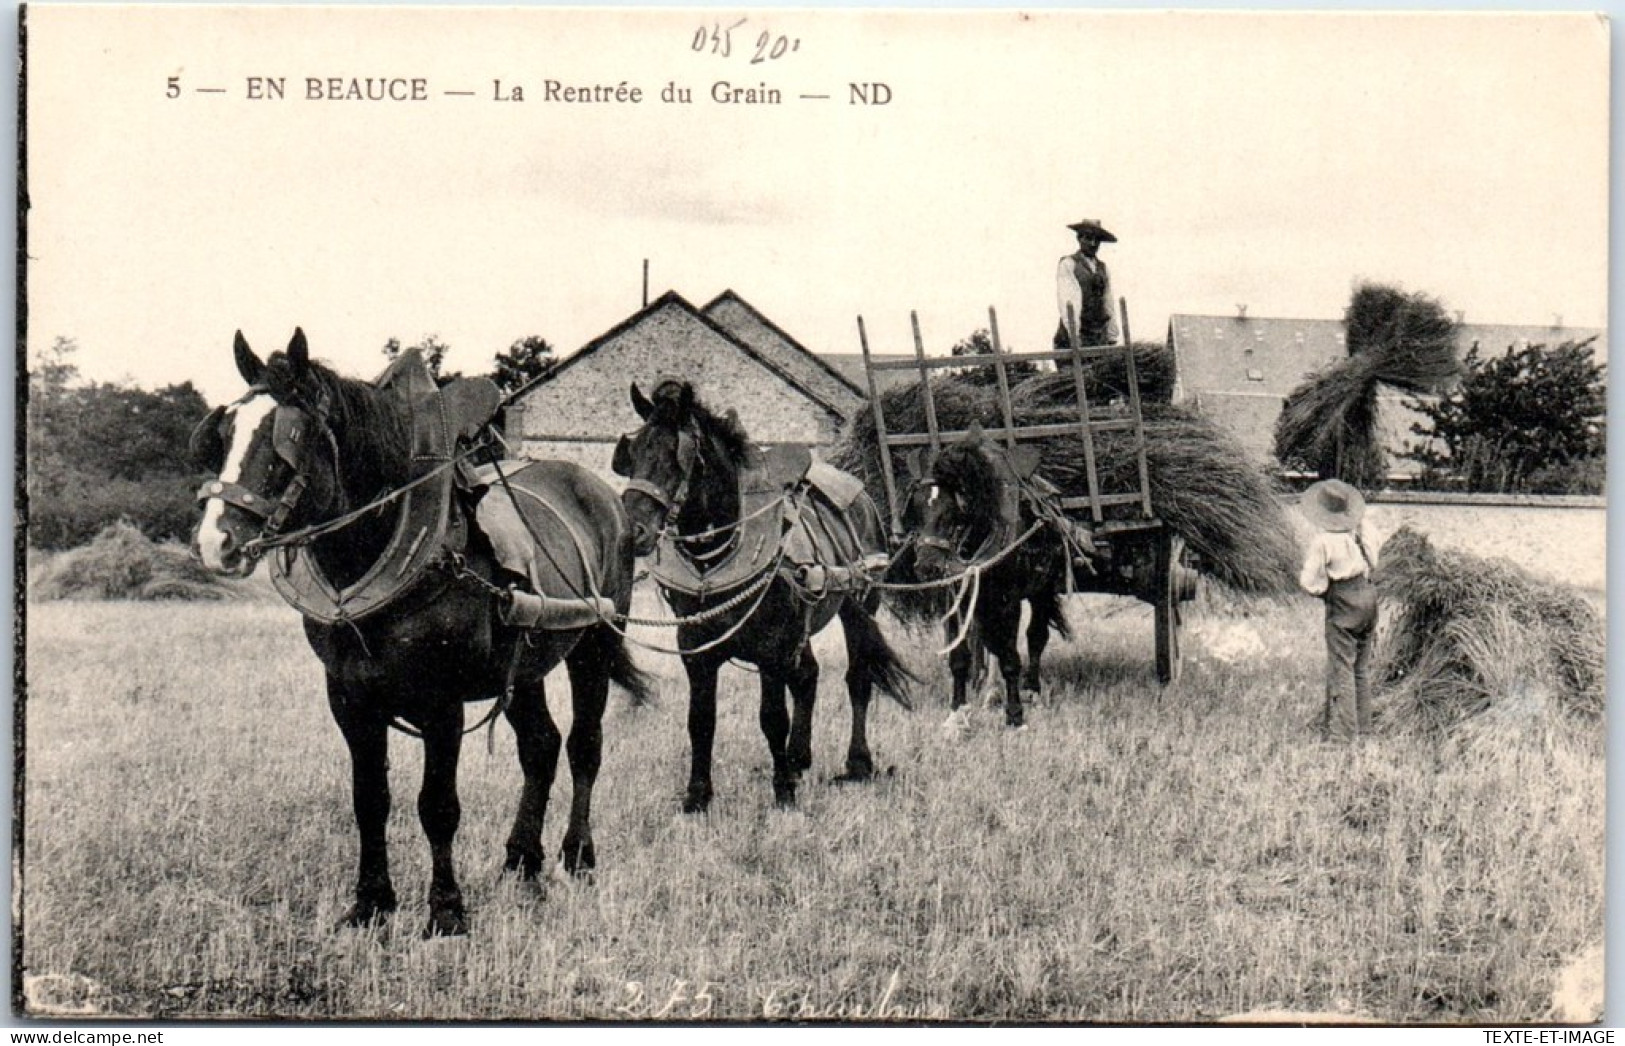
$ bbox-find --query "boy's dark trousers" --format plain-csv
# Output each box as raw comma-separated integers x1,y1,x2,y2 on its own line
1322,574,1378,740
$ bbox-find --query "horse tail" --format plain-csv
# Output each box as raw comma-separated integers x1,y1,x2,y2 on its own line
583,619,656,707
840,599,917,711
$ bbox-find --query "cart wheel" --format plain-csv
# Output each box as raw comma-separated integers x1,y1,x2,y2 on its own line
1154,532,1185,685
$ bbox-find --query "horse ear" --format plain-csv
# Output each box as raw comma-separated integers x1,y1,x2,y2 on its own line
1007,444,1042,479
286,328,310,380
234,331,266,386
611,434,633,476
630,382,653,420
675,382,695,421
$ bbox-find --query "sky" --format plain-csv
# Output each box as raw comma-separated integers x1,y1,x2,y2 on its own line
23,7,1610,404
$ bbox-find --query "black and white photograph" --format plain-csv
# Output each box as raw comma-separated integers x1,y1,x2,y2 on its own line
15,4,1609,1025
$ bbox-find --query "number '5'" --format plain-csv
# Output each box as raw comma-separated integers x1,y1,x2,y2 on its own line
167,76,180,98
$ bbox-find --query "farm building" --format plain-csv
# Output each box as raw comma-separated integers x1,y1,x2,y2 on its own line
507,290,867,470
1166,311,1606,475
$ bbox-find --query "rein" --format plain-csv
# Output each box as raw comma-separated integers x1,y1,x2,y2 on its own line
241,445,485,557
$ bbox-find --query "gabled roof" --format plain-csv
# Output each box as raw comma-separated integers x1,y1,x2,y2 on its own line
510,290,850,420
700,290,867,400
820,352,917,393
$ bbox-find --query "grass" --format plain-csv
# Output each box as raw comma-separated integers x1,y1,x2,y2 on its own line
18,589,1604,1022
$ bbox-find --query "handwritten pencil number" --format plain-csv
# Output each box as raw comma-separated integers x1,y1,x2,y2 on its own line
751,31,799,64
692,18,746,58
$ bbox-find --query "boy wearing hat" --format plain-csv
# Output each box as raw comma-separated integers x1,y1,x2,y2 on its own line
1055,219,1122,348
1298,479,1380,741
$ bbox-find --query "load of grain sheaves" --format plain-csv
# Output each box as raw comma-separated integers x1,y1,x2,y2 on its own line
829,374,1299,599
1273,282,1463,486
32,520,239,601
1377,525,1604,735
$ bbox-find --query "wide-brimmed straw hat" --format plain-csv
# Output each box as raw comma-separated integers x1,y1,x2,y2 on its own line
1300,479,1366,533
1067,218,1117,243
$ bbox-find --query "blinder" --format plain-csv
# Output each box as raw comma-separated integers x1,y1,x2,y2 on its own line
189,405,228,473
611,434,633,477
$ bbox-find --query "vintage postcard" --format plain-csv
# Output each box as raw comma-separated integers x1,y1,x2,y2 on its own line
17,5,1608,1025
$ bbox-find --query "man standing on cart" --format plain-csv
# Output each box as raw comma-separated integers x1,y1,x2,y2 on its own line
1055,218,1123,348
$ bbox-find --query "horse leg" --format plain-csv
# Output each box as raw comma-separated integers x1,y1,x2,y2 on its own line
1022,593,1057,696
983,597,1027,728
502,674,562,881
836,606,877,781
330,684,397,929
417,707,468,937
759,667,797,807
682,655,721,814
947,612,974,711
785,642,818,775
560,646,610,876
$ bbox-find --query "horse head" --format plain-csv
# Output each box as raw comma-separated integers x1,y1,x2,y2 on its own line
612,379,750,557
191,329,344,576
906,423,1041,580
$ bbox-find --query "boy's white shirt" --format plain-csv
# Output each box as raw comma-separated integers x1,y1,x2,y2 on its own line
1298,523,1378,596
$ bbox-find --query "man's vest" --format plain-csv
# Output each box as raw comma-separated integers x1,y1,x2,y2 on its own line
1071,257,1114,346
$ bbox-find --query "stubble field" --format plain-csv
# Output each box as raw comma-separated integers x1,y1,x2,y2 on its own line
17,582,1605,1022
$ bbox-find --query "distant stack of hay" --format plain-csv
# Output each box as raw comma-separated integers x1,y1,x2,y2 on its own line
1273,283,1463,486
830,371,1299,598
32,520,239,601
1377,526,1603,736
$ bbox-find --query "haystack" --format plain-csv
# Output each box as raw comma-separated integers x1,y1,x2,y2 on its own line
1008,341,1177,407
1377,526,1603,735
32,520,239,601
830,378,1299,597
1274,283,1462,486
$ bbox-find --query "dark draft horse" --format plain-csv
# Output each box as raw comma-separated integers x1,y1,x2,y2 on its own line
613,379,913,812
190,330,649,937
905,425,1073,729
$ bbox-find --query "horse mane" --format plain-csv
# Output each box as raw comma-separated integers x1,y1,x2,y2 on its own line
932,441,1004,529
263,351,413,480
652,382,752,470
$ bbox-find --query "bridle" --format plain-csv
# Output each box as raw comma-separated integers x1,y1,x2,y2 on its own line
612,422,703,539
909,476,1001,567
194,387,340,548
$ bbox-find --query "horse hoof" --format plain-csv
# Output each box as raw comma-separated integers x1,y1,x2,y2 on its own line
337,891,397,930
503,846,546,881
772,777,798,808
833,760,875,783
561,837,597,877
681,785,713,815
424,906,468,939
787,749,813,774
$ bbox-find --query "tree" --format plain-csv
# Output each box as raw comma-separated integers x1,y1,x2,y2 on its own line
1403,338,1605,494
25,336,213,547
491,335,556,395
948,329,1038,387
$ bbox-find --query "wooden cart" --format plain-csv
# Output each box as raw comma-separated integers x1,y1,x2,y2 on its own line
857,300,1198,684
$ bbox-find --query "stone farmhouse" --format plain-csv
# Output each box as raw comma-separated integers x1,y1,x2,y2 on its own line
506,290,868,471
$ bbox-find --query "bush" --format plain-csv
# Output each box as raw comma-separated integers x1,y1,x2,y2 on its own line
26,470,203,550
32,521,236,601
1404,338,1605,494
